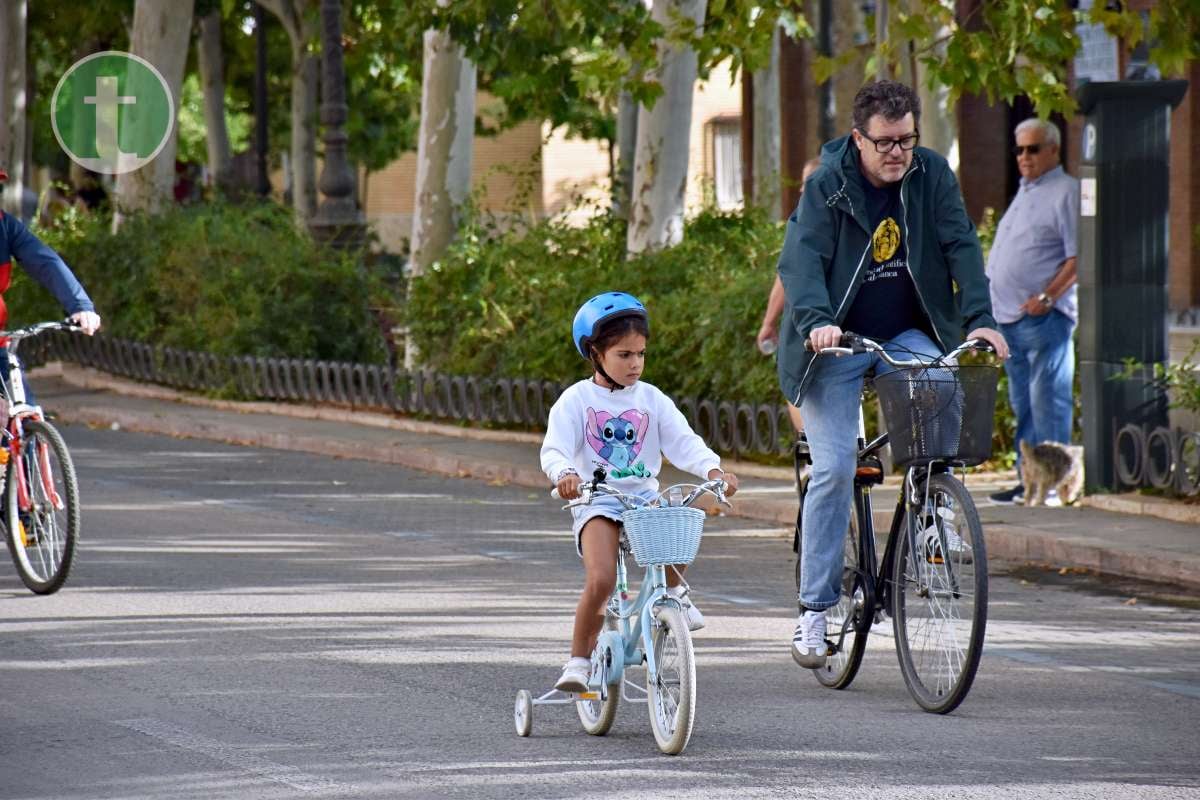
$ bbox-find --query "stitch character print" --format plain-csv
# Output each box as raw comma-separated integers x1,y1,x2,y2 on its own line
585,407,650,479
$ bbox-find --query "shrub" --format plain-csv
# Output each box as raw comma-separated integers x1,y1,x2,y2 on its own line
406,207,786,402
10,201,387,363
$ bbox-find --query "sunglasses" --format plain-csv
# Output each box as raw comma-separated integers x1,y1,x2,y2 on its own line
1012,144,1043,156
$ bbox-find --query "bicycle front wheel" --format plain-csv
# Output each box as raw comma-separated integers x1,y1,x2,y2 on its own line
646,605,696,755
813,507,869,689
5,419,80,594
892,472,987,714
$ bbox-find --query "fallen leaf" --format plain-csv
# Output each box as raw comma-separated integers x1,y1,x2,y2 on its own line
1124,597,1138,605
1059,567,1069,575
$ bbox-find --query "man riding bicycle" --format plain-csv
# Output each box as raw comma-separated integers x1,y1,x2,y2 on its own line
774,81,1009,668
0,169,101,354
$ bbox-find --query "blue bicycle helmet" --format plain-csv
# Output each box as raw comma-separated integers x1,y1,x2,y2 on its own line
572,292,648,359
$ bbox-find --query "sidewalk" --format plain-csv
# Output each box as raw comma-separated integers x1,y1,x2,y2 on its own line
32,363,1200,592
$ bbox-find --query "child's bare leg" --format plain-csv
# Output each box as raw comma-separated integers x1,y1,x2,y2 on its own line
666,565,687,588
572,518,620,658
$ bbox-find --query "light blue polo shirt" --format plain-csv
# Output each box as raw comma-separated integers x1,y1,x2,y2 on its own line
985,165,1079,324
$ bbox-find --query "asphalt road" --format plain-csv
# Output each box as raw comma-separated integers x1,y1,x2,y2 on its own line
1,424,1198,799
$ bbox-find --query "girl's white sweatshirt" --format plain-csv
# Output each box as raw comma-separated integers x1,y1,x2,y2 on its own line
540,379,721,495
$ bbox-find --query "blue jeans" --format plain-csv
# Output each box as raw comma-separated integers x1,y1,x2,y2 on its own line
797,328,941,610
999,310,1075,470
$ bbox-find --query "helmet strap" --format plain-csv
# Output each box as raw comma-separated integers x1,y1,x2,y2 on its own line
590,350,626,392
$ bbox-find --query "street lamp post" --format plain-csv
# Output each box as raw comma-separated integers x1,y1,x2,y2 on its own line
310,0,365,248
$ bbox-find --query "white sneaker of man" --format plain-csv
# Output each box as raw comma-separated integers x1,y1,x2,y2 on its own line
791,608,828,668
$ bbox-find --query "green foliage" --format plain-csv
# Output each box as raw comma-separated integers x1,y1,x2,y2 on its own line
406,207,786,403
11,202,387,364
1115,341,1200,417
176,74,253,165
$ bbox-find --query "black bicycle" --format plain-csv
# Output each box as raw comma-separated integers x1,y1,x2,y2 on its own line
794,333,999,714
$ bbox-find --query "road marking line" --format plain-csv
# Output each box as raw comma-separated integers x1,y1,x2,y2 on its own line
116,718,349,794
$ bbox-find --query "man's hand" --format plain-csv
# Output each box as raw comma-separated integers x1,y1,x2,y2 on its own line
808,324,844,352
755,321,778,351
69,311,101,336
966,327,1009,360
709,468,738,497
556,472,582,500
1020,295,1052,317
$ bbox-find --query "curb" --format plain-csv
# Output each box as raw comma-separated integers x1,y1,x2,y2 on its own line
34,364,1200,590
1081,493,1200,526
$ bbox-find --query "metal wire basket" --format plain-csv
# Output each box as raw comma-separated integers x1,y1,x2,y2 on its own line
620,506,705,567
874,364,999,469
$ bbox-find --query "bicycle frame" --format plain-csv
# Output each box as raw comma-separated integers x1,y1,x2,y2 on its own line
587,547,684,704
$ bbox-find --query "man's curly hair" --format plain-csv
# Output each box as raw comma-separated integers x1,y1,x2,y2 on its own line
852,80,921,131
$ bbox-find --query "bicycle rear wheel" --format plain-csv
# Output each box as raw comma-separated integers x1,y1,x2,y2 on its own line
892,472,987,714
813,506,869,689
647,605,695,755
5,419,80,594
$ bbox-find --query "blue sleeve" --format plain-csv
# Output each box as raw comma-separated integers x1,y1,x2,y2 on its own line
3,213,95,314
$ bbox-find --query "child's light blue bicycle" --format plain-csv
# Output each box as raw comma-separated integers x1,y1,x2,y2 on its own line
514,469,729,755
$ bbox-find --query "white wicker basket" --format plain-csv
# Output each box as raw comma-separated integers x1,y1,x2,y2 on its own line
620,506,705,566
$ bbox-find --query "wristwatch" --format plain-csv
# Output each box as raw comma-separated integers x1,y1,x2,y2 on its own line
1036,292,1053,308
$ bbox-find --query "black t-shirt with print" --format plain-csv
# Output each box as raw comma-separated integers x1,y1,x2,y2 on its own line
840,178,924,342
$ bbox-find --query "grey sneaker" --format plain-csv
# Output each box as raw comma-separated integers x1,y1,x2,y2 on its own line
791,609,828,668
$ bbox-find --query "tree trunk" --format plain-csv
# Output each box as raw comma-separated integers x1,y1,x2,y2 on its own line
197,9,233,193
752,25,781,213
406,22,476,368
0,0,28,217
291,45,319,220
259,0,318,220
626,0,706,255
112,0,195,226
612,86,638,219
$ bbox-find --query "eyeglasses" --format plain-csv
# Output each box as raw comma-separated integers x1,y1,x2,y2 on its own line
856,128,920,154
1012,144,1043,156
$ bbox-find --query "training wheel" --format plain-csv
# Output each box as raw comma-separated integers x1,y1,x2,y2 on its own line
514,690,533,736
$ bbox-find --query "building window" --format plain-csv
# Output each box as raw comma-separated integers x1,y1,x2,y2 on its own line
708,117,743,210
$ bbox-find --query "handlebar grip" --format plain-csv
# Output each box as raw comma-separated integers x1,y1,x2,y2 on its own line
806,333,865,354
550,488,561,499
967,338,996,354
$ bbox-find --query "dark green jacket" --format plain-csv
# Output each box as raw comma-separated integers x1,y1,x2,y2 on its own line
776,135,996,406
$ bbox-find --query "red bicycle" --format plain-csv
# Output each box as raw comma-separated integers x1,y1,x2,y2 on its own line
1,321,82,594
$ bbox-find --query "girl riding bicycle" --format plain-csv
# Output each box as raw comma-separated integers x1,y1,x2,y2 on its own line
540,291,739,693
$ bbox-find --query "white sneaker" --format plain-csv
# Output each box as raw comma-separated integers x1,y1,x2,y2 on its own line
554,657,590,693
791,609,828,668
1044,489,1063,508
667,586,706,631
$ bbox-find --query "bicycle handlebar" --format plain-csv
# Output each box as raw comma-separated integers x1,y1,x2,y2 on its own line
551,474,730,511
803,332,994,367
0,319,83,341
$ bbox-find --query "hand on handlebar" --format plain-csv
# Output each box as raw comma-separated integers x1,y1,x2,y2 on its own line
709,469,738,497
555,472,583,501
69,311,101,336
807,324,844,353
965,327,1009,360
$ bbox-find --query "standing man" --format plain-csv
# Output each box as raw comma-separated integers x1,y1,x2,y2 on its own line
775,81,1008,668
985,119,1079,506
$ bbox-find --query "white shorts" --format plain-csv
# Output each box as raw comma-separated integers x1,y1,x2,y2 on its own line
571,491,656,557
